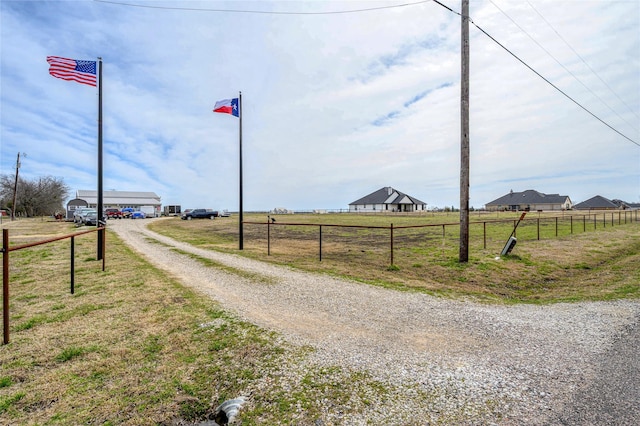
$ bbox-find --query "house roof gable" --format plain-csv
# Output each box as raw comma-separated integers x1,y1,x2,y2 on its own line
574,195,618,209
350,187,426,206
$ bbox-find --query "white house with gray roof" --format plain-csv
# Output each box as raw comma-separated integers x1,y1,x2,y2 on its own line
349,187,427,213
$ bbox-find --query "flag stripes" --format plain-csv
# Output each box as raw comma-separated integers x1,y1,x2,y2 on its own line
47,56,97,87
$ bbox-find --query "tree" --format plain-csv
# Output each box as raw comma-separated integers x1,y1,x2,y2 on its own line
0,174,69,217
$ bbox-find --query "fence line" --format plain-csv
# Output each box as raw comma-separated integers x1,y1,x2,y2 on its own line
2,226,106,345
244,210,639,266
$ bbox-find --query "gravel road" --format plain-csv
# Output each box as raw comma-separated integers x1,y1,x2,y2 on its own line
109,218,639,425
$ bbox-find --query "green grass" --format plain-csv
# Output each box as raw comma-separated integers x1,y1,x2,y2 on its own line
149,212,640,304
1,214,639,424
3,218,503,424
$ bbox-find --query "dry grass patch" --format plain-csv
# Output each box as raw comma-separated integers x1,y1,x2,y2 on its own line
2,219,461,425
0,219,288,424
149,213,640,303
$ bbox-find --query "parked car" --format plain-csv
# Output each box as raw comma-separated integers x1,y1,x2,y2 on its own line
181,209,218,220
105,208,123,219
83,211,99,226
131,211,146,219
121,208,134,218
74,208,96,224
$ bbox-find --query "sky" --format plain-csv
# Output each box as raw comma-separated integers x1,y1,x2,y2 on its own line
1,0,639,212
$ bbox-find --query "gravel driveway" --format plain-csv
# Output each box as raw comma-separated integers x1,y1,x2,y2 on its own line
109,218,639,425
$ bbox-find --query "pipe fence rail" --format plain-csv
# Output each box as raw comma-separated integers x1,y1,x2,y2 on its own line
244,210,639,266
2,226,106,345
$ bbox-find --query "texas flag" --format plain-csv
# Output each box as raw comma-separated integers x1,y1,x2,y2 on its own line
213,98,239,117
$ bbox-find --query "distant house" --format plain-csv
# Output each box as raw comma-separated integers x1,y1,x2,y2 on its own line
627,202,640,210
485,189,572,212
574,196,632,210
68,190,162,217
349,187,427,213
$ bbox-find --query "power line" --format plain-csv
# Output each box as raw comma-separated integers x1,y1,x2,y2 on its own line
489,0,639,135
489,0,639,133
471,21,639,147
432,0,639,147
93,0,433,15
526,0,640,124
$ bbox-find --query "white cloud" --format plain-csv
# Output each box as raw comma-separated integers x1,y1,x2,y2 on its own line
1,0,638,212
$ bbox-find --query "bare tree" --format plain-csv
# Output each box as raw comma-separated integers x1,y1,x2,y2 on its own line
0,174,69,217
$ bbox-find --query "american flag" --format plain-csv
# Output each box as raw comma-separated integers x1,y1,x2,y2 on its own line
46,56,97,87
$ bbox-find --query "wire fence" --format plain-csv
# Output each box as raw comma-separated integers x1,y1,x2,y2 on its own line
243,210,639,266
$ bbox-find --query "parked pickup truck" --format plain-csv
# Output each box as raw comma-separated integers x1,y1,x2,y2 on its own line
105,208,123,219
181,209,218,220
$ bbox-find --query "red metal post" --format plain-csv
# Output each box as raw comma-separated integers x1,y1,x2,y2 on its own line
3,229,9,344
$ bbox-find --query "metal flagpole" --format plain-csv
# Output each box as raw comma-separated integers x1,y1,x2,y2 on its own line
238,91,244,250
97,57,104,260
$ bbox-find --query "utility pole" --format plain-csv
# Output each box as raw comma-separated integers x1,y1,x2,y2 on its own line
459,0,470,262
11,152,25,221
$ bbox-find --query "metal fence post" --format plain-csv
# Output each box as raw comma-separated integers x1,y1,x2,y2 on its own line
390,223,394,266
319,225,322,262
70,236,75,294
101,227,106,271
483,222,486,249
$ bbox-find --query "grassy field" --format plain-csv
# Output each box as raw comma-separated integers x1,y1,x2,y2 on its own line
149,211,640,304
0,219,406,425
1,213,638,424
